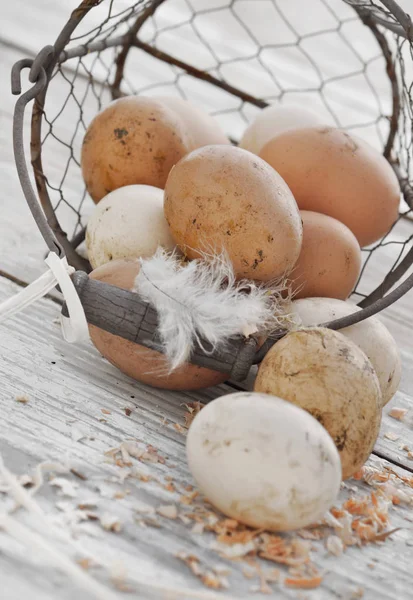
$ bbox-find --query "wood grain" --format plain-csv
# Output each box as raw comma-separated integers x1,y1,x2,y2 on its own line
2,3,413,597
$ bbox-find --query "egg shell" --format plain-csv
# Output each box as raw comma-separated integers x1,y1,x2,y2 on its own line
290,297,402,406
254,327,382,479
292,210,361,300
259,127,400,247
86,185,176,269
240,105,324,155
89,258,228,390
81,96,190,203
186,391,341,531
164,145,303,281
154,96,230,151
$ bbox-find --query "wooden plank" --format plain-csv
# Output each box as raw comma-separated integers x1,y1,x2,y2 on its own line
1,275,413,599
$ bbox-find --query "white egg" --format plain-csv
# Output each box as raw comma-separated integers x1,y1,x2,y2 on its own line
86,184,176,268
291,297,401,406
186,391,341,531
239,105,325,155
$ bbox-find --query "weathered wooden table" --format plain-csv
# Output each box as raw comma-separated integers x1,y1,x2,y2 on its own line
1,3,413,599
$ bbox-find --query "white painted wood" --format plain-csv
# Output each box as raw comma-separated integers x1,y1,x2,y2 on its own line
2,4,413,595
0,275,413,600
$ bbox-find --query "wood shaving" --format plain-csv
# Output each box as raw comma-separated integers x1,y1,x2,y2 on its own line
259,535,311,567
174,423,185,434
71,424,89,442
183,401,203,429
284,574,323,589
255,562,275,594
326,535,344,556
384,432,400,441
15,395,29,403
157,504,178,519
164,481,176,492
350,587,364,599
137,517,161,528
180,490,199,505
124,408,132,417
388,407,408,421
408,452,413,460
77,558,93,570
105,441,166,467
50,477,78,498
113,490,129,499
210,540,256,559
265,568,281,583
18,474,34,488
110,563,133,593
191,522,205,534
369,527,400,542
70,468,87,481
100,513,122,532
145,445,166,464
179,515,191,525
176,553,226,590
212,565,231,577
101,409,111,415
242,567,256,580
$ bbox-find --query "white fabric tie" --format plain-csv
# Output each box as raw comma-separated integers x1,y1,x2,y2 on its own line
0,252,89,343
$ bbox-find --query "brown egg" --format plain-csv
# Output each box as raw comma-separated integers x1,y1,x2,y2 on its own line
164,145,303,282
89,259,228,390
292,211,361,300
259,127,400,247
81,97,190,203
154,96,230,151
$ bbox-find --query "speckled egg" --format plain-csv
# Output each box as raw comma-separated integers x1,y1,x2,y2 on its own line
186,391,341,531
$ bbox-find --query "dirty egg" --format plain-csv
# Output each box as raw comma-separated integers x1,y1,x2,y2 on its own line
290,297,402,406
81,96,190,203
254,328,382,479
186,391,341,531
164,145,302,281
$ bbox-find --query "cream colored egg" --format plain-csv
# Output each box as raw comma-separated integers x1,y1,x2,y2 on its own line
86,184,175,268
290,297,402,406
254,328,382,480
240,105,324,155
154,96,230,151
186,392,341,531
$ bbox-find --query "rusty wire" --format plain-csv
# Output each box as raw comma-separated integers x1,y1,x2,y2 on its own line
32,0,413,302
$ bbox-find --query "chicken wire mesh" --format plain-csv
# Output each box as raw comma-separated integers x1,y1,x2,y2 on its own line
30,0,413,306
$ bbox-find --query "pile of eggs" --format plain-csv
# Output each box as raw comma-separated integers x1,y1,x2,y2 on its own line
81,96,402,531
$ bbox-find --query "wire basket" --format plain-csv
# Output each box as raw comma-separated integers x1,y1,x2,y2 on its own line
11,0,413,381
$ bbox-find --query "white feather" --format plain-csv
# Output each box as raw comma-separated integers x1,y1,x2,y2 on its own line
133,249,291,371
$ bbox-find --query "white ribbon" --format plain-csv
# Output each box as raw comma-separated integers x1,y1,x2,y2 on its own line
0,252,89,343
